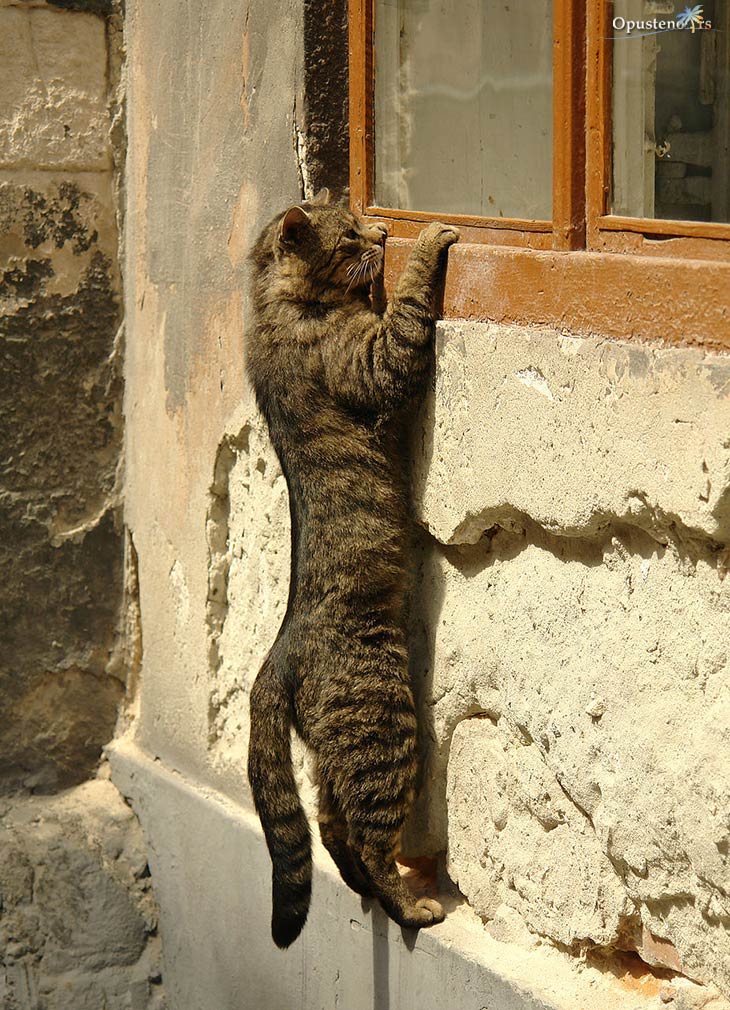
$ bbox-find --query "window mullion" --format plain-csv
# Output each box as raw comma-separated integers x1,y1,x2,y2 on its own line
348,0,373,215
553,0,587,250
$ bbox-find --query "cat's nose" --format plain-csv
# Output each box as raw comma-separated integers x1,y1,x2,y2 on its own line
370,222,388,245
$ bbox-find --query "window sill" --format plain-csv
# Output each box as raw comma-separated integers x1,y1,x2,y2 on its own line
381,237,730,351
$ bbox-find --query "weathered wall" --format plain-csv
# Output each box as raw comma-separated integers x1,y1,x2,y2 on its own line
113,0,730,1007
120,0,303,794
418,325,730,993
0,777,164,1010
0,1,126,792
0,6,170,1007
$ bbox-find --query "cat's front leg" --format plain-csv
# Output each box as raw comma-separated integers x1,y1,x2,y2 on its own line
322,223,459,413
370,235,388,317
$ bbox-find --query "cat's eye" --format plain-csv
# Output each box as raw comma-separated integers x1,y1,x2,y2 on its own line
345,227,360,240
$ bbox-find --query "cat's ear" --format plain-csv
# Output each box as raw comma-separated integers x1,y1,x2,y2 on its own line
278,205,311,245
310,187,330,206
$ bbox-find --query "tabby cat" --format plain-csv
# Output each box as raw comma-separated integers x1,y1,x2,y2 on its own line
246,188,458,948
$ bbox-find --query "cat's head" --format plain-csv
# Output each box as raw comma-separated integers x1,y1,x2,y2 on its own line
251,188,387,298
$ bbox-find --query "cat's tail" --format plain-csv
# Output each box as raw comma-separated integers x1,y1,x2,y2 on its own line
247,657,311,948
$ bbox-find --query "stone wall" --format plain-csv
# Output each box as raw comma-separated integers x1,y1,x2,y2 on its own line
419,325,730,992
0,778,164,1010
1,5,167,1007
0,0,126,792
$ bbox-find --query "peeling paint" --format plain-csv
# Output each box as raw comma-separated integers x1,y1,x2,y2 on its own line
204,418,289,767
514,365,555,401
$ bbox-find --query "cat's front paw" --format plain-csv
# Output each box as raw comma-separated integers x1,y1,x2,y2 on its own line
417,221,460,251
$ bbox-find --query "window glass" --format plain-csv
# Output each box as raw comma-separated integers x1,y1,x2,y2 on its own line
374,0,553,220
612,0,730,222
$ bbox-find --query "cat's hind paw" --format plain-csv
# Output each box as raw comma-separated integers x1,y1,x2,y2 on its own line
400,896,446,928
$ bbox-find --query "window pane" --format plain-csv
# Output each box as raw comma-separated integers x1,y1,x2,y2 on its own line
374,0,553,220
611,1,730,222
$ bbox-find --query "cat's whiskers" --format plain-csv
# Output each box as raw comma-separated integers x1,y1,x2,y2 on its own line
345,261,366,292
345,245,383,291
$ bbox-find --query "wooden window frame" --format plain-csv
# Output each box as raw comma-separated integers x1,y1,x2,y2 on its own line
348,0,730,350
586,0,730,262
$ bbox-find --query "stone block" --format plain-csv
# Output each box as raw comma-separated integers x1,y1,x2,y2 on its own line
415,322,730,544
0,7,110,170
447,716,632,948
0,173,122,793
413,524,730,988
0,780,165,1009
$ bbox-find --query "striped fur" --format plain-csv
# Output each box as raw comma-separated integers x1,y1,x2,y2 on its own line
246,192,458,947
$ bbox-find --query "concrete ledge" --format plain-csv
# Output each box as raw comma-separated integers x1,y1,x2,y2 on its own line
417,322,730,544
109,739,699,1010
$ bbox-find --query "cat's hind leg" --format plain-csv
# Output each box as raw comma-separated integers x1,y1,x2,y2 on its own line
318,776,373,898
322,770,440,924
332,707,445,929
316,646,445,931
356,838,445,929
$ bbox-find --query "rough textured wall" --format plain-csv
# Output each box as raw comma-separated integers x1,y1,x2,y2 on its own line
421,325,730,994
115,0,730,1004
0,777,165,1010
0,2,125,792
203,323,730,1002
0,6,168,1006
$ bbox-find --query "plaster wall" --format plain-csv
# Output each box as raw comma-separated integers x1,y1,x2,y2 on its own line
117,0,730,1005
120,0,302,793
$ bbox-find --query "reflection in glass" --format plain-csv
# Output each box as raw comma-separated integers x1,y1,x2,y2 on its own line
612,0,730,221
374,0,553,220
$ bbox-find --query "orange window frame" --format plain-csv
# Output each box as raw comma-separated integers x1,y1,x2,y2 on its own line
348,0,730,350
586,0,730,261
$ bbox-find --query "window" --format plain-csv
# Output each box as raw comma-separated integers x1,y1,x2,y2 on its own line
591,1,730,250
611,1,730,223
349,0,730,348
374,0,553,221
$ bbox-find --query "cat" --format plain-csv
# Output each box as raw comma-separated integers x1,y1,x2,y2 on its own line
246,187,458,948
